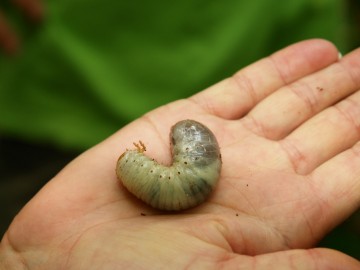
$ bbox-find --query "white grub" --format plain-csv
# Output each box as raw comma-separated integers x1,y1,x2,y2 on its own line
116,120,222,211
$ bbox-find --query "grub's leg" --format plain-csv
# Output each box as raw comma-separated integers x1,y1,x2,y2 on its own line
133,140,146,152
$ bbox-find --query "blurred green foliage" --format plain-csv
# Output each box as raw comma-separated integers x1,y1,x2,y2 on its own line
0,0,353,149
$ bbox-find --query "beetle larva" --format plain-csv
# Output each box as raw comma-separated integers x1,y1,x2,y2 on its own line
116,119,222,211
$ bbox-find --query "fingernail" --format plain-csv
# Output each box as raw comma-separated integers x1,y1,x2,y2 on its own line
338,52,343,60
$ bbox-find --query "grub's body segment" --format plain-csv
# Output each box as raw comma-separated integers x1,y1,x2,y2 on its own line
116,120,222,211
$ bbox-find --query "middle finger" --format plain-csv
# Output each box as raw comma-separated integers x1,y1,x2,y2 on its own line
243,47,360,140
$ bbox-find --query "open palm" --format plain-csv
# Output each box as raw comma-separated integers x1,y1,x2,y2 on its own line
1,39,360,269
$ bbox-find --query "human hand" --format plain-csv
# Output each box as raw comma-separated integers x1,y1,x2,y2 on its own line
0,0,43,54
1,39,359,269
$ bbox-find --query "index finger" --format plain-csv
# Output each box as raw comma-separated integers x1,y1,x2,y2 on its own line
190,39,340,120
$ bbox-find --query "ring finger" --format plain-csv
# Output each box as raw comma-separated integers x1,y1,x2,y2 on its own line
279,89,360,175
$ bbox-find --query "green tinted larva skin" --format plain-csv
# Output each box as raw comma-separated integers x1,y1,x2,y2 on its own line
116,120,222,211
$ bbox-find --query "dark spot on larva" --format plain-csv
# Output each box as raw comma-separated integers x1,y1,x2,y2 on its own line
141,164,143,167
195,157,198,160
133,160,136,162
159,175,163,178
184,161,188,165
168,176,171,179
236,213,239,216
150,170,153,173
177,171,180,175
186,147,189,151
246,184,249,187
141,212,146,216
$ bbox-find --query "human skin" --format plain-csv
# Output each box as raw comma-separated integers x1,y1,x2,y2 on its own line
1,39,360,269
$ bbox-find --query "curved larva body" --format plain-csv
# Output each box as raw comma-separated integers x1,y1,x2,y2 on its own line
116,119,222,211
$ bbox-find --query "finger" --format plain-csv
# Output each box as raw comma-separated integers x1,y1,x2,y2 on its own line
278,89,360,175
310,142,360,233
244,47,360,140
190,39,339,120
12,0,43,22
225,249,360,270
0,12,19,54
